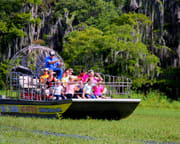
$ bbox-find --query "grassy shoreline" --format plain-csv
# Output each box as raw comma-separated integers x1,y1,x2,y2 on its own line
0,107,179,144
130,90,180,109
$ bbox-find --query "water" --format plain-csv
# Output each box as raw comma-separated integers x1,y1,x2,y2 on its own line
0,126,179,143
0,126,93,140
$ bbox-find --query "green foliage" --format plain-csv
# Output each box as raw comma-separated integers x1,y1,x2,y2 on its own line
63,13,160,88
25,0,42,5
8,25,27,38
0,0,44,60
0,21,7,33
63,27,106,72
112,0,126,7
54,0,118,29
157,67,180,100
110,12,151,26
0,60,9,89
10,13,32,29
31,17,42,25
131,90,180,109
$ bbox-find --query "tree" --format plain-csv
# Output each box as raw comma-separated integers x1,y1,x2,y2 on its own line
63,13,160,88
0,0,42,60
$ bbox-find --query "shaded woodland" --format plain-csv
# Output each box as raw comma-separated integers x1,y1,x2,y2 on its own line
0,0,179,100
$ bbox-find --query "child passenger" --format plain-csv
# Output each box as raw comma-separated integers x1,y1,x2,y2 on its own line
92,81,105,98
40,68,49,83
53,80,66,100
65,77,76,99
83,78,96,99
74,81,84,99
46,70,57,88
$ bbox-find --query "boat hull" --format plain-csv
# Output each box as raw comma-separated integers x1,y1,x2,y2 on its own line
62,99,141,119
0,99,72,118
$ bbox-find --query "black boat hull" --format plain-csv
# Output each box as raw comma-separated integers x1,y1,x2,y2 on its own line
63,99,141,119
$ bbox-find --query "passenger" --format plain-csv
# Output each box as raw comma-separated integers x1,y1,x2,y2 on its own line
65,77,76,99
42,70,57,100
61,69,70,87
39,68,50,100
77,68,89,83
43,88,56,100
40,68,49,83
46,70,57,88
92,80,105,98
87,69,103,84
83,78,96,99
62,69,70,78
74,81,85,99
45,51,63,80
68,68,77,81
53,80,66,100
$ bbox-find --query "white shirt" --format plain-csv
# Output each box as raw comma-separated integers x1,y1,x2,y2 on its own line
84,83,94,95
54,85,63,95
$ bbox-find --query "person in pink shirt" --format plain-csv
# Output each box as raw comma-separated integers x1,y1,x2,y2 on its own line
87,69,103,84
92,81,105,98
65,76,76,99
78,69,89,83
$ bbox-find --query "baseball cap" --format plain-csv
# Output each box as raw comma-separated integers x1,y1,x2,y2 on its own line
50,51,55,56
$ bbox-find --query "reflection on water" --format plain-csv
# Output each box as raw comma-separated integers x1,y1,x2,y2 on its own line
0,126,179,143
137,140,178,144
0,126,92,140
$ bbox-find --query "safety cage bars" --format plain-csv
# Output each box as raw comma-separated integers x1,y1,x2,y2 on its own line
6,72,132,101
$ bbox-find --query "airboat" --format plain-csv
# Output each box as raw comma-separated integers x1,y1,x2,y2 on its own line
0,45,140,119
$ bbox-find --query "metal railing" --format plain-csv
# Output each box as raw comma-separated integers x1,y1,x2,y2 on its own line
6,72,132,101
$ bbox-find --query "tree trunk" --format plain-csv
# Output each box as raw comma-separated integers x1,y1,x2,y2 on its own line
150,0,155,54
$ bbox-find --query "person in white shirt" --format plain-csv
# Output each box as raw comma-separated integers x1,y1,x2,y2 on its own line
83,78,96,99
53,80,66,100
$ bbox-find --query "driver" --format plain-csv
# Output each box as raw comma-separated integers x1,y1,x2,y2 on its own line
45,51,63,80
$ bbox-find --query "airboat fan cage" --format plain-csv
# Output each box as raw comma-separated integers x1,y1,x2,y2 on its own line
7,45,65,77
6,45,65,98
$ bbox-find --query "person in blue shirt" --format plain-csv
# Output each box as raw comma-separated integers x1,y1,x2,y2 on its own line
45,51,63,80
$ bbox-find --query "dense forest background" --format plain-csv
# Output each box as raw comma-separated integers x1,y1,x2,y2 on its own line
0,0,179,100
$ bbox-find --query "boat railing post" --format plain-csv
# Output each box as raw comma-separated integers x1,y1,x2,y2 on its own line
10,70,13,98
126,77,128,98
122,77,124,98
22,75,25,99
28,76,30,100
16,72,18,99
113,76,115,98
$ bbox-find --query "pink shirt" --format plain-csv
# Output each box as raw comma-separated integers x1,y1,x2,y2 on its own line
91,77,98,84
66,83,75,94
93,85,104,96
78,74,89,83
